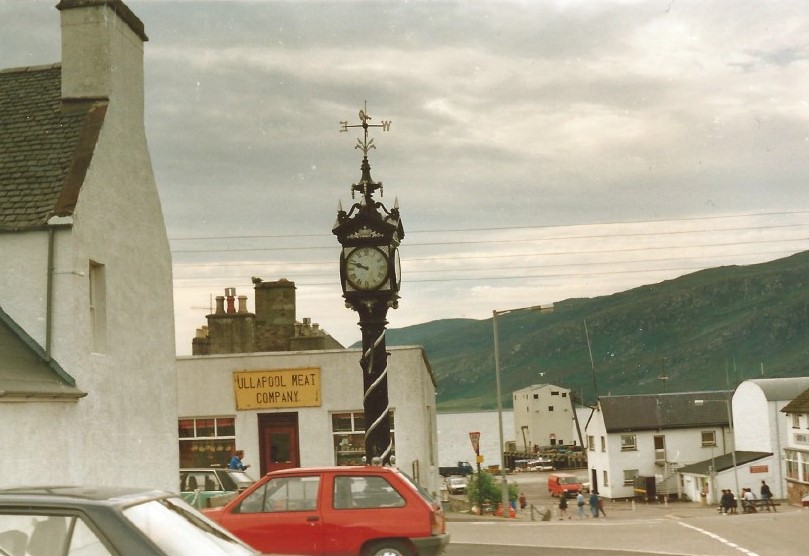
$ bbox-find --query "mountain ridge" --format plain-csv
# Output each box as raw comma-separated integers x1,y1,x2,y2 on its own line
372,251,809,410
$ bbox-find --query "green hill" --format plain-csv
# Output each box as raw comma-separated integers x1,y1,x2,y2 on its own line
377,251,809,411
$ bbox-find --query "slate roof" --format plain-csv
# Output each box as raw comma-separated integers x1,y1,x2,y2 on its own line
599,391,732,432
781,386,809,414
0,306,85,400
678,451,771,476
0,64,107,231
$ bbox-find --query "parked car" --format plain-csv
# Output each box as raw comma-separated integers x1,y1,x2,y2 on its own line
0,486,262,556
204,465,450,556
445,476,468,495
526,457,554,472
181,467,255,509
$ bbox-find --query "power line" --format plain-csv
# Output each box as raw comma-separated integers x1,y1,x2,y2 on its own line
167,209,809,242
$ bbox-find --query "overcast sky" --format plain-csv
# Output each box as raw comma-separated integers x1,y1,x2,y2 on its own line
3,0,808,355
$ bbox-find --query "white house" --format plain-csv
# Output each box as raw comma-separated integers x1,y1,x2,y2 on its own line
0,0,177,490
512,383,580,451
585,391,733,500
780,386,809,505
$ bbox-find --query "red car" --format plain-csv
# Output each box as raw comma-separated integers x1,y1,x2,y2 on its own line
204,465,449,556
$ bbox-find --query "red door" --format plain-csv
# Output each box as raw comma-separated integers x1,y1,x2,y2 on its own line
259,413,300,475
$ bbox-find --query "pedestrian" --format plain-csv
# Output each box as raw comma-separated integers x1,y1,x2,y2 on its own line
519,492,527,510
589,491,600,518
742,487,757,513
719,488,736,515
558,493,569,519
760,480,775,512
576,492,586,519
597,495,607,517
228,449,251,471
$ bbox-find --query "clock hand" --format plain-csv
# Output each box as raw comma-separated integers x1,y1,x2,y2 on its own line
350,262,369,270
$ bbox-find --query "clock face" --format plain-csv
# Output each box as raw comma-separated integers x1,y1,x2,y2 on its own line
346,247,389,290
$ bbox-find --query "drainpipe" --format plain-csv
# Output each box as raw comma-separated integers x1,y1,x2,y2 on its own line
45,227,55,359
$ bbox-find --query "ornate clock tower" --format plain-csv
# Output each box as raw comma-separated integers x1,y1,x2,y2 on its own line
332,106,404,465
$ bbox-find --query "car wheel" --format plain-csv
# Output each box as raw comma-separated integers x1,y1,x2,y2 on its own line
364,540,412,556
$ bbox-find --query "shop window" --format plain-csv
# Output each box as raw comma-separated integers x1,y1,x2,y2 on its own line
178,417,236,468
332,411,395,466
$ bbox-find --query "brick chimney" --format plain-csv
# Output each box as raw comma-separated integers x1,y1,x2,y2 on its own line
254,278,296,352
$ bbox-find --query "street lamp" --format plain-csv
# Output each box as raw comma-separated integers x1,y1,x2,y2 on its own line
695,395,739,503
493,303,554,517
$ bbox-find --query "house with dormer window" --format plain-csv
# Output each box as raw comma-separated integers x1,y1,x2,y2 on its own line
0,0,177,490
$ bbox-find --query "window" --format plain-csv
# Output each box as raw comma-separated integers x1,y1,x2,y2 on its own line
548,406,554,412
620,434,637,451
602,470,608,487
178,417,236,468
623,469,638,485
562,392,567,397
600,436,606,452
89,261,107,353
333,411,395,466
588,435,595,451
551,391,559,396
786,450,799,481
239,476,320,513
792,413,801,429
533,394,539,399
333,476,405,509
701,431,716,447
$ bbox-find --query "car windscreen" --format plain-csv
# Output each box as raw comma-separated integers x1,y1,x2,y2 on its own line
559,477,579,485
123,496,256,555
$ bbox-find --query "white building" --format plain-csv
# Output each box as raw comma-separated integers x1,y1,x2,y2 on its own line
732,377,809,497
512,384,579,451
0,0,177,490
779,385,809,505
176,346,442,496
585,391,733,499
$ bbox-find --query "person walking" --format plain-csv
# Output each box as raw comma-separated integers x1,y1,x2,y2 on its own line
760,480,775,512
597,495,607,517
576,492,586,519
558,493,569,519
589,491,600,518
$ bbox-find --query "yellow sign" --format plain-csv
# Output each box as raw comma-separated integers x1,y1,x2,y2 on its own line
476,455,484,464
233,368,321,410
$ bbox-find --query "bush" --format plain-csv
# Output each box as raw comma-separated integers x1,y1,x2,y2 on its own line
466,470,519,509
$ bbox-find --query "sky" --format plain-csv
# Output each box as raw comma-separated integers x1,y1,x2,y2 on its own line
3,0,808,356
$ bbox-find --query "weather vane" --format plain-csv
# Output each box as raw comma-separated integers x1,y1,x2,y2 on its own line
340,102,391,156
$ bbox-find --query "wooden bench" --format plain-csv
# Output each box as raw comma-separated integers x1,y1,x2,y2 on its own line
741,499,780,513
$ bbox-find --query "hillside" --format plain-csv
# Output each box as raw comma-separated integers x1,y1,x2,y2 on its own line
378,251,809,411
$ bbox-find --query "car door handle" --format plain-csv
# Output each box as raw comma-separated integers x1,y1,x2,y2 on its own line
307,516,320,522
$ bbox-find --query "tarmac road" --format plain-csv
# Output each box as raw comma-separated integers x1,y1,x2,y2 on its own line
445,470,806,555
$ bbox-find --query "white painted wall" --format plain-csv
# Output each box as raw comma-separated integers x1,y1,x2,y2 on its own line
176,346,441,495
0,2,177,491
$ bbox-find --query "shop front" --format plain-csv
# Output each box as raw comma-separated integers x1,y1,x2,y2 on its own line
176,346,441,496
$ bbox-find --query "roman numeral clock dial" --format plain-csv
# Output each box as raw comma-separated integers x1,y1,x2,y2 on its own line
346,247,388,290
